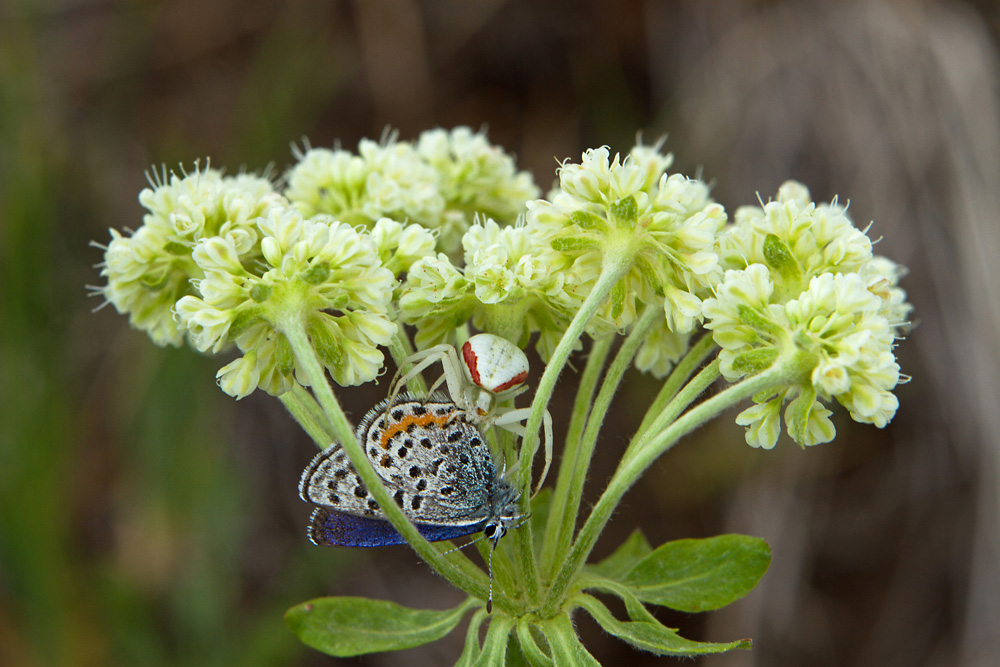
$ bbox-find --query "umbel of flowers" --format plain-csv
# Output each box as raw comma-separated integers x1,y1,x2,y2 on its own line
94,128,911,663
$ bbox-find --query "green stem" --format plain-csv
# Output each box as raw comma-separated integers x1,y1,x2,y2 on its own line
539,335,613,575
633,333,718,442
386,329,426,394
280,384,335,448
279,319,501,610
542,306,660,580
542,356,801,614
621,358,721,468
514,258,633,605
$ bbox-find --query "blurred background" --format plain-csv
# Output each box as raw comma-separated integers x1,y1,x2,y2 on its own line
2,0,999,665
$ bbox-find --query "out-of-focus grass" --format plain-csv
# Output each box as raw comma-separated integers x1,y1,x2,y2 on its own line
0,4,354,666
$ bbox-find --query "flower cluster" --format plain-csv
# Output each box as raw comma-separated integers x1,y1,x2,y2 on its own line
285,128,539,254
703,182,911,448
99,166,283,346
399,218,572,359
97,138,911,445
524,141,726,375
175,208,397,397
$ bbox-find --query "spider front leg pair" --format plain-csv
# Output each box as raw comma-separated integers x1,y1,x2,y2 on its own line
388,333,554,494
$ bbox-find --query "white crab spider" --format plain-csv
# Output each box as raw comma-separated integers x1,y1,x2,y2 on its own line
388,333,554,494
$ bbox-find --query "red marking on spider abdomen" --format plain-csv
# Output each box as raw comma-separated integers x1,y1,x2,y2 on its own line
492,370,527,392
462,342,481,385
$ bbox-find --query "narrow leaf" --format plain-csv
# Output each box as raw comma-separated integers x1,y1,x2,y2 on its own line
285,596,475,657
473,616,514,667
585,529,652,581
540,614,602,667
576,595,751,656
517,619,554,667
622,534,771,612
455,609,488,667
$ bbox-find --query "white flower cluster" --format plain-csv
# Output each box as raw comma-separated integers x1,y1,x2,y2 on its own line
400,219,571,359
703,182,911,448
98,139,912,447
524,142,727,374
100,167,282,346
175,208,397,397
285,128,539,254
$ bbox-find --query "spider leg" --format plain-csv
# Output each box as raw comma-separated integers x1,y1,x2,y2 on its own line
490,408,554,495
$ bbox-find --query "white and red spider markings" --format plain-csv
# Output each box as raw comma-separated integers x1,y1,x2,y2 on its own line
388,333,553,494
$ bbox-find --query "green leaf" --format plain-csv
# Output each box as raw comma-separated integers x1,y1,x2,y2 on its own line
585,529,652,581
575,594,751,656
285,596,476,657
540,614,602,667
473,615,514,667
622,534,771,612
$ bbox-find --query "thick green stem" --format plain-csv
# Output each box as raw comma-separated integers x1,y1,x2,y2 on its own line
542,356,802,614
621,358,721,467
633,333,718,442
514,258,633,604
280,384,335,448
386,329,427,395
542,306,660,580
279,319,502,611
539,336,613,574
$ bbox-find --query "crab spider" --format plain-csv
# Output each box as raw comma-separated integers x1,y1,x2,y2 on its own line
388,333,554,494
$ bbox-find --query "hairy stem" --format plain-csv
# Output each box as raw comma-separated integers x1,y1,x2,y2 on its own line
542,306,660,580
539,335,613,574
542,357,802,614
515,258,633,604
281,384,335,448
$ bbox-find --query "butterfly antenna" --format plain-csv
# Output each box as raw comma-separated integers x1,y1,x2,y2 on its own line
487,545,495,614
440,534,485,556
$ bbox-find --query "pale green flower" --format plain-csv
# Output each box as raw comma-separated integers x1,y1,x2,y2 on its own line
370,217,438,279
399,218,573,358
634,320,691,379
527,144,727,334
416,126,540,238
397,253,474,349
284,129,539,256
98,165,282,346
718,181,874,300
175,207,396,397
284,138,444,234
703,265,903,447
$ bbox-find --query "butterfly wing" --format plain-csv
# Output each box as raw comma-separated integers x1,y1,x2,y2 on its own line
307,507,483,547
355,398,501,526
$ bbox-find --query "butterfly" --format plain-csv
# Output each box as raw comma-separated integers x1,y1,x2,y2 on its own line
299,394,524,608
